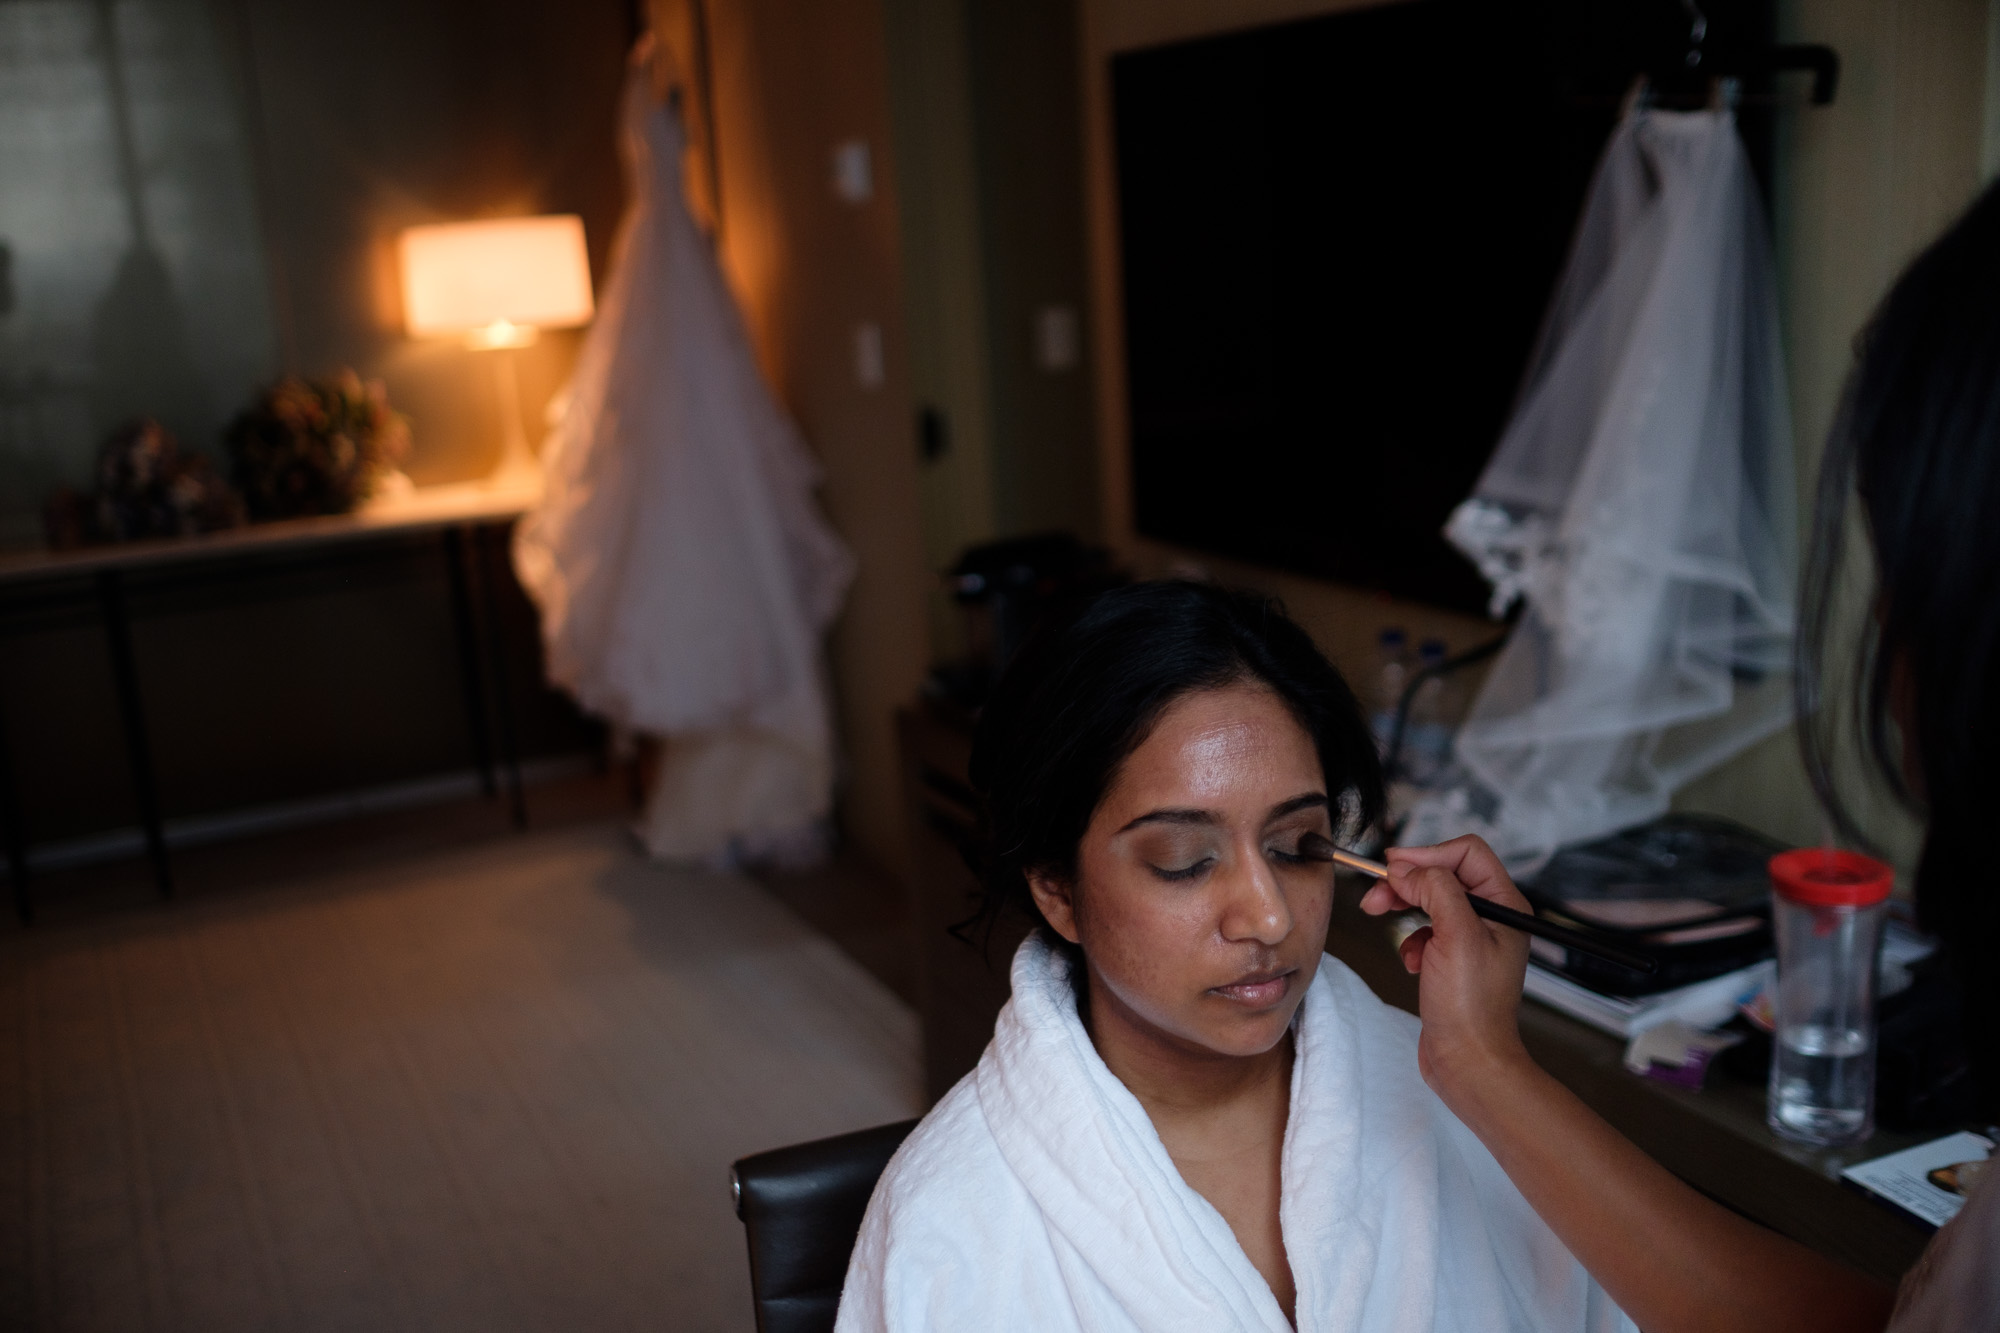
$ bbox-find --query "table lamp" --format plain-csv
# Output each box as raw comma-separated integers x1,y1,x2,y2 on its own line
397,215,594,482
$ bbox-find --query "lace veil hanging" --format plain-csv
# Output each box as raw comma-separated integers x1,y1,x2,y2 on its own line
1407,107,1797,870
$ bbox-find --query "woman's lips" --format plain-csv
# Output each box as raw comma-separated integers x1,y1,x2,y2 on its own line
1210,969,1294,1008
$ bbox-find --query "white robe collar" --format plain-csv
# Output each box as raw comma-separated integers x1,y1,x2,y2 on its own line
973,935,1370,1332
953,934,1633,1333
837,932,1632,1331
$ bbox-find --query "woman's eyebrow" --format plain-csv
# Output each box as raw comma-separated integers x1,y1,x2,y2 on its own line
1116,808,1216,833
1268,792,1330,818
1116,792,1327,834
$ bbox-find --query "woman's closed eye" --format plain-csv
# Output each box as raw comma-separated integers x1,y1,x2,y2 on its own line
1136,834,1219,882
1267,829,1335,866
1149,856,1214,882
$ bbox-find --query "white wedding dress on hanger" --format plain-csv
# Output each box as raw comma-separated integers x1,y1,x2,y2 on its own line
514,71,854,868
1410,105,1797,870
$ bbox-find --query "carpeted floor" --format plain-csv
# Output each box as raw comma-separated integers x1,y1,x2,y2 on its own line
0,821,922,1331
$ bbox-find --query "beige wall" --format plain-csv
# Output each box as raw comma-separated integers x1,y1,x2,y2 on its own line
965,0,1100,543
707,0,931,879
883,0,1101,659
882,0,1001,652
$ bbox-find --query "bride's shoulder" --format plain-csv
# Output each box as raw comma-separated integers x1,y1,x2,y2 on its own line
864,1073,1022,1225
839,1076,1044,1329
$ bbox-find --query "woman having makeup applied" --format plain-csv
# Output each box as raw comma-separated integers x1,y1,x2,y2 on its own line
1361,182,2000,1332
836,581,1633,1332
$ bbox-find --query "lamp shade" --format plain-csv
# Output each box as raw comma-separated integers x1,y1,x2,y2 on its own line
398,215,594,340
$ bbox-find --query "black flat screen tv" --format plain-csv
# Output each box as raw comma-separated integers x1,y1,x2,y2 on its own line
1112,0,1773,614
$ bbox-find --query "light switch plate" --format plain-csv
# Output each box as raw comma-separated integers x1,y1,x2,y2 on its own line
1035,305,1080,371
832,140,873,203
854,322,885,388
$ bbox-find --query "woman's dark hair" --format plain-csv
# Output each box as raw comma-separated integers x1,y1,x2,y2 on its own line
1799,178,2000,1107
967,580,1385,964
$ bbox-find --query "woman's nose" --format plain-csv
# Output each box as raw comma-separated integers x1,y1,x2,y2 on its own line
1219,849,1292,946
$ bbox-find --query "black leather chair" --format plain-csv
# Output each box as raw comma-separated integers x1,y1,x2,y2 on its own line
731,1118,920,1333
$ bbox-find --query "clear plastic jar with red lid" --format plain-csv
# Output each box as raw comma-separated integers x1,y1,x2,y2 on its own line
1765,849,1894,1146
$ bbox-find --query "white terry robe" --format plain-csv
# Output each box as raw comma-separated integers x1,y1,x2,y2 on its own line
837,934,1635,1332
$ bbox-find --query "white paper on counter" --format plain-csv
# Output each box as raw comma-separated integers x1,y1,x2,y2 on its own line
1841,1130,1994,1229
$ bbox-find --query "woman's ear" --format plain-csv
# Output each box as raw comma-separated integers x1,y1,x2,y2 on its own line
1027,870,1083,944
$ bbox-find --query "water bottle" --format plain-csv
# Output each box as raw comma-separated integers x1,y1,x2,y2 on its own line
1369,628,1410,757
1765,849,1894,1147
1402,638,1452,787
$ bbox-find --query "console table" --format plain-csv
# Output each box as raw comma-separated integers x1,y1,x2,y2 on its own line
0,478,542,920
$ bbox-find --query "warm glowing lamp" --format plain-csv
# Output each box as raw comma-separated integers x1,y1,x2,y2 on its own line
397,215,594,481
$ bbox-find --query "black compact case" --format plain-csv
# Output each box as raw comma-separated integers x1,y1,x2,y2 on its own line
1519,814,1782,997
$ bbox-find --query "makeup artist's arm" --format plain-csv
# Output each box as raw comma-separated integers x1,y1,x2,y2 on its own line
1361,836,1894,1333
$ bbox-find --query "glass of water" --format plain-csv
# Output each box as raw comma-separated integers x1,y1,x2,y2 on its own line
1766,849,1894,1147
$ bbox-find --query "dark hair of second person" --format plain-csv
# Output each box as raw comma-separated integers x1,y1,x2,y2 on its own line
1799,177,2000,1111
966,579,1385,973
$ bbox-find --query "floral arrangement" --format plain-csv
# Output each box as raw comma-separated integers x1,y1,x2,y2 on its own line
42,418,243,549
224,371,411,520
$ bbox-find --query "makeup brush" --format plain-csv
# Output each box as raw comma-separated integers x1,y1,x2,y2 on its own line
1321,843,1659,976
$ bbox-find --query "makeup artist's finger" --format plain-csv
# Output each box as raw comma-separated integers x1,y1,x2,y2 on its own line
1399,925,1432,974
1379,851,1534,1099
1389,863,1489,945
1385,835,1530,912
1358,879,1417,915
1394,864,1531,1071
1385,835,1514,895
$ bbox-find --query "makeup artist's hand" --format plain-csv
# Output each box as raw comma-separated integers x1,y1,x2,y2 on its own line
1366,834,1895,1333
1357,835,1534,1108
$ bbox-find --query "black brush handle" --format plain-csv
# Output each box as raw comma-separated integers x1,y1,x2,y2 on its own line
1324,842,1659,975
1465,894,1659,976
